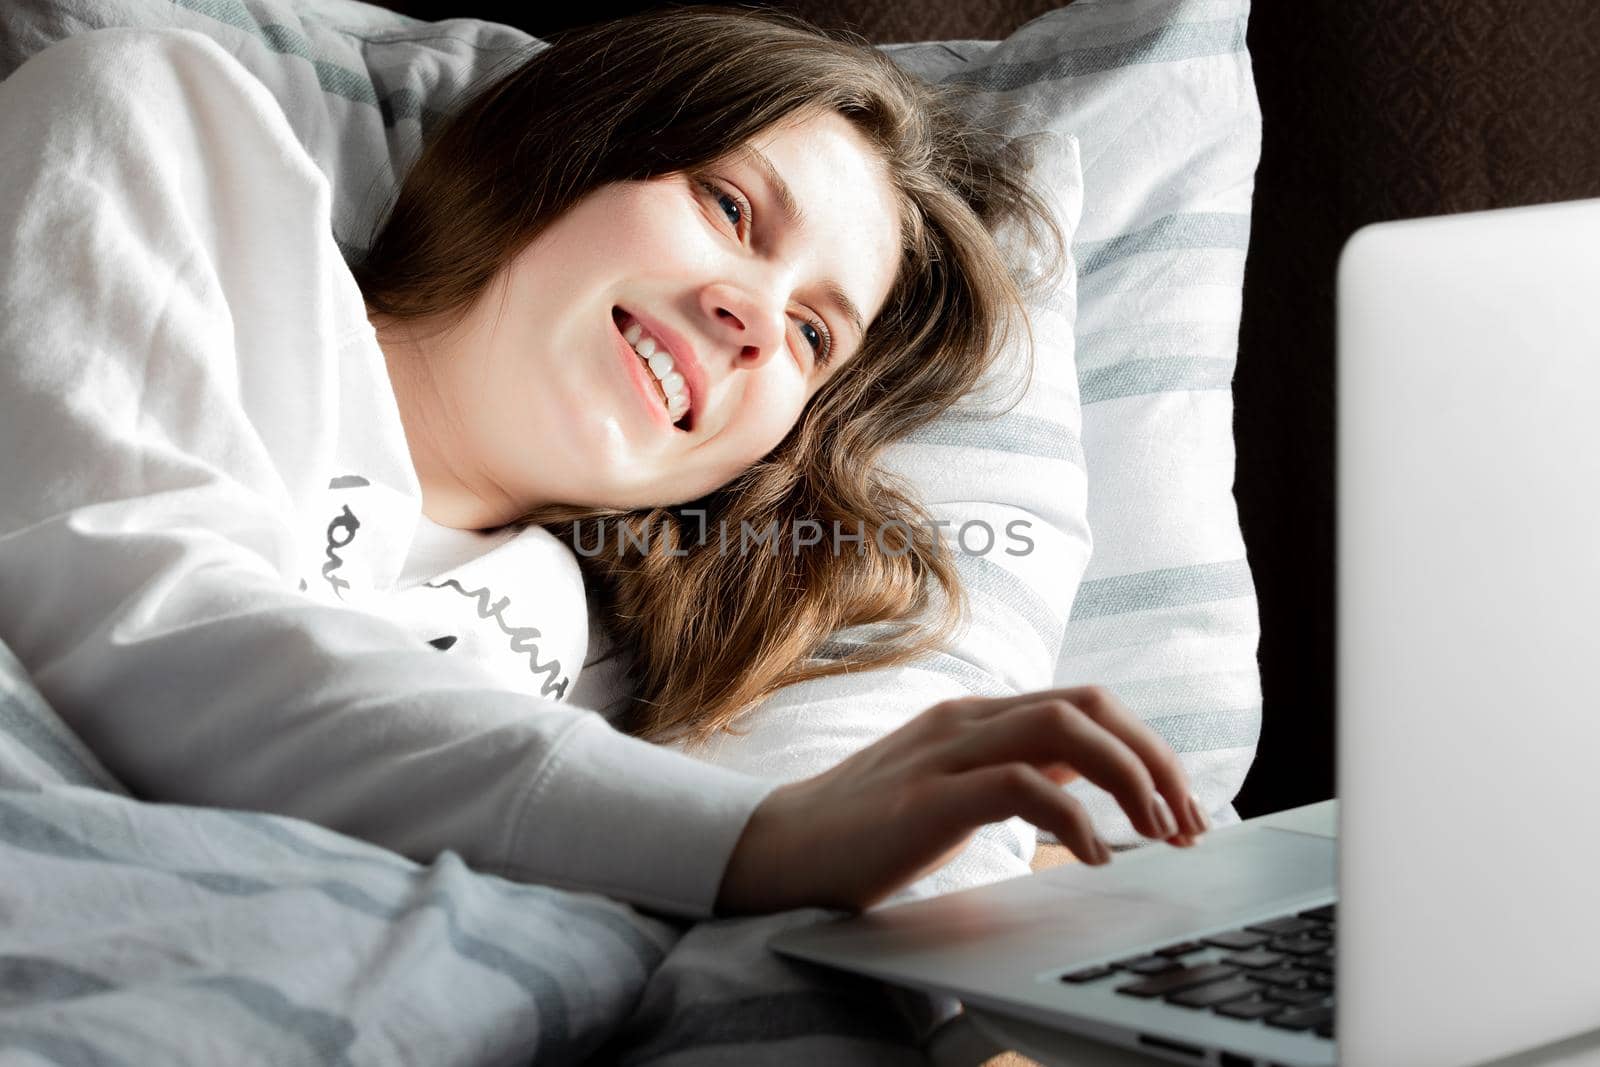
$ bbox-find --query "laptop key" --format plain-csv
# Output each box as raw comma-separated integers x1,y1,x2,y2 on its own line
1154,940,1209,958
1202,930,1271,950
1116,963,1239,999
1247,917,1322,937
1252,966,1313,987
1265,1003,1335,1032
1220,949,1286,969
1214,996,1284,1020
1166,977,1266,1009
1269,936,1330,956
1126,957,1183,975
1308,972,1335,991
1266,986,1327,1006
1110,953,1181,974
1060,965,1117,984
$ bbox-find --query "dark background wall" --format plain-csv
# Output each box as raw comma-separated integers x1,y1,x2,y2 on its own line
374,0,1600,818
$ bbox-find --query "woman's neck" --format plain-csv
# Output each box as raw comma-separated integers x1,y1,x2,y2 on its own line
366,305,516,532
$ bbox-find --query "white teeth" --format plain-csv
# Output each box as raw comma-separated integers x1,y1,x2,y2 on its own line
621,311,690,425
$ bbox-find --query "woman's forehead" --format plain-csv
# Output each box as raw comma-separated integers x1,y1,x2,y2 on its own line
736,113,903,325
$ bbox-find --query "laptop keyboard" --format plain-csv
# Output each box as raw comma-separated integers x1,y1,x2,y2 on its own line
1059,904,1336,1040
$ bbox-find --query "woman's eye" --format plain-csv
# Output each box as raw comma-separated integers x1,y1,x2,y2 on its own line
800,317,833,367
701,177,833,368
702,179,747,235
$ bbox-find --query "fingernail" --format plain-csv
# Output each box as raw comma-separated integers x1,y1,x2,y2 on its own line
1147,793,1179,838
1186,793,1211,833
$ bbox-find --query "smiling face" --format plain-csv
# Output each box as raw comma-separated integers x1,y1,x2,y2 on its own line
374,108,904,530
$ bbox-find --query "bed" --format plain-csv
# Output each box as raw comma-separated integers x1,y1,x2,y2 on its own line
0,0,1279,1062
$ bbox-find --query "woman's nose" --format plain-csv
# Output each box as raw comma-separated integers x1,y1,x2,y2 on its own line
703,284,786,371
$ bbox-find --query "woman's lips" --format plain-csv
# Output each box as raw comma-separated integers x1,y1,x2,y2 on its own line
613,306,693,433
613,307,683,433
613,306,697,433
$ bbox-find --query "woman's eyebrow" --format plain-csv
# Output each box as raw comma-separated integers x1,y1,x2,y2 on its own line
738,147,867,344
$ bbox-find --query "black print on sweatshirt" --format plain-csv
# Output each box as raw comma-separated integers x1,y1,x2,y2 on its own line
318,475,370,601
321,505,361,600
422,578,570,700
428,635,459,651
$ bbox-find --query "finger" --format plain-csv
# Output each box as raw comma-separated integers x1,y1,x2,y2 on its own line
923,686,1206,839
935,699,1175,842
1038,761,1195,849
1066,687,1207,837
927,762,1112,867
1039,762,1077,786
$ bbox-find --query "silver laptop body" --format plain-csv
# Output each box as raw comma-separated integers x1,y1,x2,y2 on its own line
770,197,1600,1067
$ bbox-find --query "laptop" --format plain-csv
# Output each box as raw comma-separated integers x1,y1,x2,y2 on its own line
770,197,1600,1067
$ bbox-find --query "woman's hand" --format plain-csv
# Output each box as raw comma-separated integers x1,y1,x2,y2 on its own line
714,686,1210,916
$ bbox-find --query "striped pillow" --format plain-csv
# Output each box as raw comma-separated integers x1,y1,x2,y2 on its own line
886,0,1265,844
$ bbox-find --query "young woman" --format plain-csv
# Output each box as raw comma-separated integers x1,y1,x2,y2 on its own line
0,7,1206,924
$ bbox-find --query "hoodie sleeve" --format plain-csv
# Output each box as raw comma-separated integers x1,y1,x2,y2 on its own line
0,27,776,921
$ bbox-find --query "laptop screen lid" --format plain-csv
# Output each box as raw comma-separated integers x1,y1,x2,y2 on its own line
1336,197,1600,1066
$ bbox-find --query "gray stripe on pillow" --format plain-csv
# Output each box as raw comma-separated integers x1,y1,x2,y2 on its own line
1070,560,1255,621
179,0,441,126
955,554,1064,652
1080,356,1238,403
1081,248,1249,294
1077,317,1243,366
940,17,1246,92
180,0,367,104
176,0,266,38
1076,212,1251,276
376,86,429,125
901,412,1084,467
306,53,380,106
1147,704,1263,753
0,1028,134,1067
1094,668,1260,713
812,642,1013,698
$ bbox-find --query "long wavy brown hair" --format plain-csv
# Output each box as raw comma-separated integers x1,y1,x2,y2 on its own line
353,5,1067,750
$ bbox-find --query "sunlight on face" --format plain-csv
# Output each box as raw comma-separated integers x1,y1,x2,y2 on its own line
374,109,903,529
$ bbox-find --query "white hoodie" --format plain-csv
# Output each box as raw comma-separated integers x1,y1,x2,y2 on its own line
0,26,777,921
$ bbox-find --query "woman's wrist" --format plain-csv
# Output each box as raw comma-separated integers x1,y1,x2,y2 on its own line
716,778,827,917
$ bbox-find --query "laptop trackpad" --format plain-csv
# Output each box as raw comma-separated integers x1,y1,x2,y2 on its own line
774,828,1336,970
1027,828,1337,954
